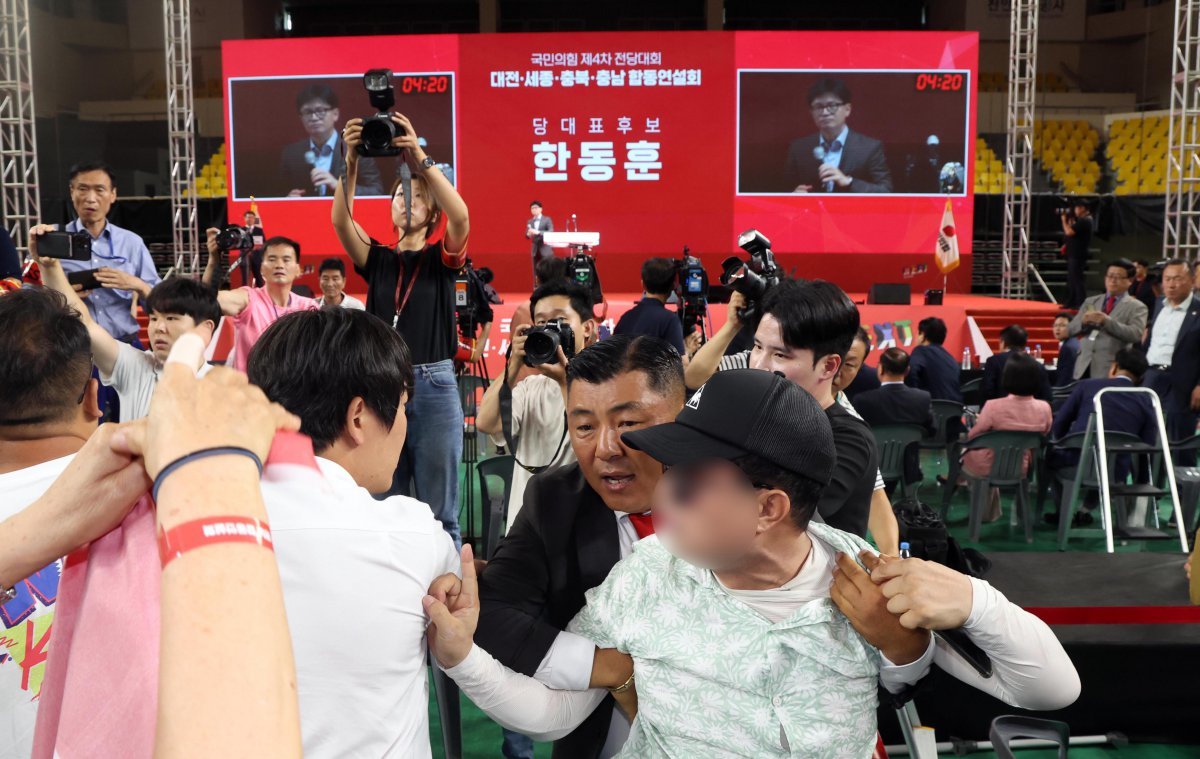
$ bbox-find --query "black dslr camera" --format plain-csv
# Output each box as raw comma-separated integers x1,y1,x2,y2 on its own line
524,318,576,367
216,224,254,253
358,69,404,158
720,229,781,323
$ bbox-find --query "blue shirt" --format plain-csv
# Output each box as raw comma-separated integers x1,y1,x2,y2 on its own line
311,132,338,196
60,220,160,339
820,125,850,171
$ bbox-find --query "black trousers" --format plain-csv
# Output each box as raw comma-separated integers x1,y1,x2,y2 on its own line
1065,253,1087,309
1144,368,1199,465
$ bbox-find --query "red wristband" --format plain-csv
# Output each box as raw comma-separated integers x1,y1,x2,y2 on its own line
158,516,273,568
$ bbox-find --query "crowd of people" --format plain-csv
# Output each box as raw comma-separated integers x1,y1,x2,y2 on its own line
8,122,1199,758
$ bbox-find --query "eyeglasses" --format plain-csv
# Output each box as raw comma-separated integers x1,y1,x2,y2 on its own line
77,357,95,405
299,107,332,119
810,102,846,114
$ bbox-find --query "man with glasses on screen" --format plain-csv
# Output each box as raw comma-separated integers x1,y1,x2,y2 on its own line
785,78,892,194
51,161,161,346
280,83,383,198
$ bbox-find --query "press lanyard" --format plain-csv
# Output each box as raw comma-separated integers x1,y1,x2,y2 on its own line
392,251,424,329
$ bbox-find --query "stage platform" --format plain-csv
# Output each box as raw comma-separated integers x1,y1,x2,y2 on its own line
878,552,1198,746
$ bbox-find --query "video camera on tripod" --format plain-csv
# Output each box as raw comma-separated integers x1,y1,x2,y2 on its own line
673,246,711,340
720,229,782,323
454,258,500,365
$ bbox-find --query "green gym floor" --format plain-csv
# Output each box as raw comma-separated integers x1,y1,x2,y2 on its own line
433,450,1199,757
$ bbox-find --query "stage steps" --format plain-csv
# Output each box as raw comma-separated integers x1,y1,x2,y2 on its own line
968,309,1063,364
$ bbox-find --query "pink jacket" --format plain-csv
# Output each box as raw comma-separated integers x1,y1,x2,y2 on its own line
962,394,1052,477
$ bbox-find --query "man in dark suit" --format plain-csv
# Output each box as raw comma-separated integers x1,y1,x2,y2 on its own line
982,324,1053,405
835,327,879,403
614,257,686,353
855,347,935,487
279,83,383,198
1045,348,1158,522
526,200,554,268
1129,258,1158,313
1143,259,1200,462
476,335,686,759
907,316,963,402
1052,312,1080,388
785,77,892,194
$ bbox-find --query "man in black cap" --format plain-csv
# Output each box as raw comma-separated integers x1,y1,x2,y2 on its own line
425,370,1080,757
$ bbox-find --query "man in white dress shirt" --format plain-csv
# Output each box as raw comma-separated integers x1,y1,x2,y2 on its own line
247,307,459,758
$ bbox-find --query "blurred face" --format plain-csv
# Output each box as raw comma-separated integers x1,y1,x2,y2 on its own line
567,371,683,514
1104,265,1132,297
69,169,116,226
749,314,840,398
244,212,257,226
532,294,594,353
1135,262,1148,280
832,337,868,394
319,268,345,300
298,98,338,141
392,181,432,232
147,311,208,363
261,243,301,287
1052,316,1070,342
1074,204,1089,217
358,390,409,494
810,94,851,134
1162,264,1192,303
531,204,542,216
653,458,775,571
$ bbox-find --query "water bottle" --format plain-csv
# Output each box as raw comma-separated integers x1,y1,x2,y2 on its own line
961,347,971,369
899,542,912,560
1034,344,1043,363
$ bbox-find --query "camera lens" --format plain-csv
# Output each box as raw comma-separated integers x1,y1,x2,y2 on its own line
361,115,398,153
524,329,562,367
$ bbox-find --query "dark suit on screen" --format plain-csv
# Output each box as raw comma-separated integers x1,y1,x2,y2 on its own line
785,130,893,193
278,135,383,198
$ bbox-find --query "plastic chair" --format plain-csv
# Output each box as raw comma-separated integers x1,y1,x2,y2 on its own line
960,430,1045,542
1168,436,1200,531
1051,380,1076,412
477,454,515,560
989,715,1070,759
921,400,965,469
871,424,926,500
960,377,983,408
1048,429,1149,549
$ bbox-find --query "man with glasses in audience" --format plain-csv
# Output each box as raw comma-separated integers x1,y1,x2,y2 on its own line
51,161,161,346
280,83,383,198
785,78,892,194
1068,258,1147,381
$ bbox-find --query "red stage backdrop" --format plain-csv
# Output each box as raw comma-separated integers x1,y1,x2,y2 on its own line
221,31,978,297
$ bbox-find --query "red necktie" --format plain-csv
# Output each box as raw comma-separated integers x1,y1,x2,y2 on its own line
1104,295,1115,315
627,512,655,539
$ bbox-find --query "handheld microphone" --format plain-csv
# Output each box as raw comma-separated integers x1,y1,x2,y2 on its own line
304,149,317,166
812,145,833,193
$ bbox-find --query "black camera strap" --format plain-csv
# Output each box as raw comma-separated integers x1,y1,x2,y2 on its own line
498,380,569,475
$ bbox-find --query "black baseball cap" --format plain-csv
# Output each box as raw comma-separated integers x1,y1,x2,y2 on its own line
621,369,836,487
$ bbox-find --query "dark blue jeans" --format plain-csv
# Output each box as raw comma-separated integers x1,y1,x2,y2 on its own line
387,360,463,546
502,728,535,759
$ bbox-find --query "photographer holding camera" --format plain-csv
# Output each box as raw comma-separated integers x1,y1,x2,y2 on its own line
332,93,470,545
614,257,686,354
1059,200,1094,309
477,280,597,529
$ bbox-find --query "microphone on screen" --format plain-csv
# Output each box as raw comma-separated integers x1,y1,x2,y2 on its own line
812,145,833,193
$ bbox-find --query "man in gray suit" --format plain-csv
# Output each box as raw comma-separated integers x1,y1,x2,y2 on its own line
1068,258,1148,380
785,77,892,194
526,200,554,266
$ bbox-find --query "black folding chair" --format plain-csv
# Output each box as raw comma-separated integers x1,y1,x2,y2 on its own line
478,454,515,560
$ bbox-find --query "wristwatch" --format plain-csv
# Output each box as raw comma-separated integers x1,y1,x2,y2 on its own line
420,155,436,171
